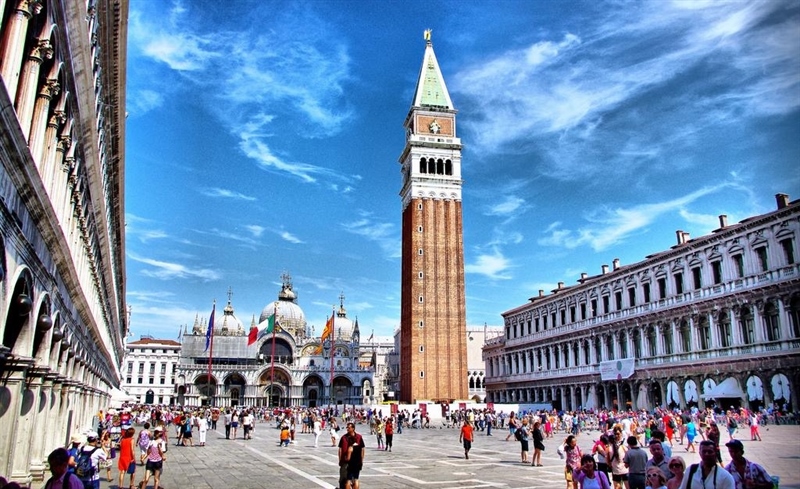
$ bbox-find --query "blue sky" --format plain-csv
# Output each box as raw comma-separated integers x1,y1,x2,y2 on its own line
125,0,800,341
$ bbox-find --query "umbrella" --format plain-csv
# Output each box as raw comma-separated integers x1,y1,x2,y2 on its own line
746,376,763,401
684,380,698,403
771,373,790,401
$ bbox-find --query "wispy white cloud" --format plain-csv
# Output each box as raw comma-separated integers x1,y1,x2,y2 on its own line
127,89,164,116
125,214,170,243
240,137,338,184
200,187,256,201
245,225,265,238
129,2,357,186
487,196,526,216
537,183,733,252
129,4,220,71
465,248,514,280
453,1,800,179
277,230,304,244
128,252,222,281
343,211,399,259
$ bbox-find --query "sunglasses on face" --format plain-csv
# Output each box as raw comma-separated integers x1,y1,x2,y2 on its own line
669,464,682,468
647,474,661,478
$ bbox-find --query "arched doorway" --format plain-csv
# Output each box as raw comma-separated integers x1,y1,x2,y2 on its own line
651,382,663,408
224,373,247,406
145,390,155,404
331,376,353,405
177,385,187,406
303,375,324,407
194,374,217,406
258,369,291,407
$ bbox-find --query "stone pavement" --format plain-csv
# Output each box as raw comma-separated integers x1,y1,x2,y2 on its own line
45,423,800,489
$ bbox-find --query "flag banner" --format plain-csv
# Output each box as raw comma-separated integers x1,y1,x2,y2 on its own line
256,314,277,342
316,312,335,354
367,332,374,342
599,358,635,381
247,326,258,346
177,326,182,341
204,303,216,352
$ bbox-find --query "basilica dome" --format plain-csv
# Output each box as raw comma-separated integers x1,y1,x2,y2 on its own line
330,309,355,340
259,280,306,336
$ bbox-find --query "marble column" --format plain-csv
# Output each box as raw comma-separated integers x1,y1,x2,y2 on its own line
0,358,34,485
15,37,51,140
22,366,51,482
0,0,36,100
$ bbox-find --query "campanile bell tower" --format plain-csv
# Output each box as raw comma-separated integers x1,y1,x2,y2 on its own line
398,31,467,403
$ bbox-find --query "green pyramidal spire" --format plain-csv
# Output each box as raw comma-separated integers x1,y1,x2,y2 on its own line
412,30,454,110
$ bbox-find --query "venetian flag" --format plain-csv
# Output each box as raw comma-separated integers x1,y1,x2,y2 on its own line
316,311,334,354
204,303,215,352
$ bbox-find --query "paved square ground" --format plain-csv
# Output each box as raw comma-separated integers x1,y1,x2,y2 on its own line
40,422,800,489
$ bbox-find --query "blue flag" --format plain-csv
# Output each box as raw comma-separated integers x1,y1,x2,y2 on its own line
204,303,215,352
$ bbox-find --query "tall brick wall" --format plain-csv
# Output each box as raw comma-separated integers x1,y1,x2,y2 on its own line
400,198,467,403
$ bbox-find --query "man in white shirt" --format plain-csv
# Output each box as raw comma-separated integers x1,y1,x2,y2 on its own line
679,440,735,489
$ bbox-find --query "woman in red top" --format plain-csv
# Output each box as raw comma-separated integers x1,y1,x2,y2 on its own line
117,427,136,489
384,418,394,452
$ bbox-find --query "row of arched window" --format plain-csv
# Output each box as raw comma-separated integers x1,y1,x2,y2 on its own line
419,157,453,175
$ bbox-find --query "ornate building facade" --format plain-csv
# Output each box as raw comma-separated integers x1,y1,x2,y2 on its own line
399,32,467,403
120,337,180,405
485,194,799,413
175,276,375,408
0,0,128,484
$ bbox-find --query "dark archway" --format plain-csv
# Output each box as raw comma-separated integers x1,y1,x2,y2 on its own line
303,375,324,408
194,374,218,406
145,390,155,404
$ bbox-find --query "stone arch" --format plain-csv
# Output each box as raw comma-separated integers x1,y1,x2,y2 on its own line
31,292,54,361
3,267,34,356
194,373,218,404
303,374,325,408
331,375,352,405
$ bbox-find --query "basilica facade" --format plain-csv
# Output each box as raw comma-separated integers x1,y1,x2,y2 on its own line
175,276,375,408
484,194,799,413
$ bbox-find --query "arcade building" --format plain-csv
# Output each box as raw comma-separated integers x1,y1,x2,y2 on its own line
484,194,800,413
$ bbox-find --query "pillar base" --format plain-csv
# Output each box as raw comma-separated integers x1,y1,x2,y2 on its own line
28,461,47,482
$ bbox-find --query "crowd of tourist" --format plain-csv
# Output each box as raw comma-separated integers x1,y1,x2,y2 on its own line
0,402,787,489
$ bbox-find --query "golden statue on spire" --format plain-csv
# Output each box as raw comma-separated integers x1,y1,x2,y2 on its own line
424,29,432,42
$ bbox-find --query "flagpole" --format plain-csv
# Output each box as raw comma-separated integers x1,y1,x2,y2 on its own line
329,308,335,406
269,301,277,407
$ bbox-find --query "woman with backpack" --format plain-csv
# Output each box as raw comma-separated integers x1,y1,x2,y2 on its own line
139,427,166,489
517,418,531,463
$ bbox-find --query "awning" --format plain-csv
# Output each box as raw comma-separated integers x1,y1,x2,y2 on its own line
702,377,745,399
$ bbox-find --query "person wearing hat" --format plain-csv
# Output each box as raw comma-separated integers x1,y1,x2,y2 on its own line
724,440,773,489
67,434,83,473
77,433,107,489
